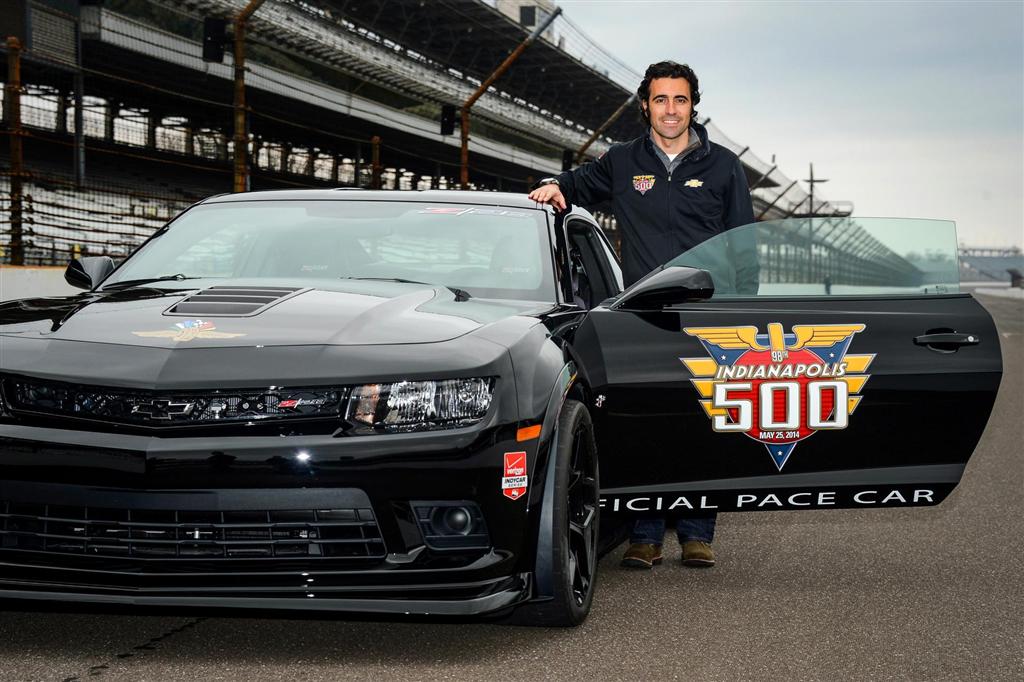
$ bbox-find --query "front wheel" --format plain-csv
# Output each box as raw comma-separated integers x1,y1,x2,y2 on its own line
510,399,599,626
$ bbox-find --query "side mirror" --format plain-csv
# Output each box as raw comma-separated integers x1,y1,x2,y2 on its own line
610,266,714,310
65,256,116,290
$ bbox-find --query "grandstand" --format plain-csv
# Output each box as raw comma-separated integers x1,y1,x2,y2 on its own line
4,0,846,266
959,247,1024,283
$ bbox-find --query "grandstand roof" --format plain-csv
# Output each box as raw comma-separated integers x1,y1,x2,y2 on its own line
321,0,645,141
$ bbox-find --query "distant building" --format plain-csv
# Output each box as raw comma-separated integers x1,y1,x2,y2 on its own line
497,0,561,45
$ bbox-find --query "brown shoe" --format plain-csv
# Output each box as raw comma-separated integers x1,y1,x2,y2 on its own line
620,543,663,569
681,540,715,567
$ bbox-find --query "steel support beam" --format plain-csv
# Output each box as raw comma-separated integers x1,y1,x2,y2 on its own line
5,37,25,265
576,93,636,164
749,164,777,191
371,135,382,190
757,180,799,220
73,71,85,185
233,0,266,193
460,7,562,187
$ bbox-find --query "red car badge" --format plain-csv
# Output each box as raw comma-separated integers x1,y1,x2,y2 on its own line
502,451,528,500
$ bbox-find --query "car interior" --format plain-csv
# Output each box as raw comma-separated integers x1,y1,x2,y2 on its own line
567,219,621,309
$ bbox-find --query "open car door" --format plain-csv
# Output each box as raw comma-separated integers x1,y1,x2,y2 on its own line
576,218,1002,513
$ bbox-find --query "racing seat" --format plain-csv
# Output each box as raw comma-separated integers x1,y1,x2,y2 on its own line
569,247,593,309
259,228,371,279
489,237,539,291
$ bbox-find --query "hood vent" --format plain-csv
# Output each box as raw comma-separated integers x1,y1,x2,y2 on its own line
166,286,307,317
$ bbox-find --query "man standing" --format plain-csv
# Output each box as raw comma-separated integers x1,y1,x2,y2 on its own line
528,60,756,569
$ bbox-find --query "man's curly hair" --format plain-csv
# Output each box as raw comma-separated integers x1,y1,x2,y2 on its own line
637,61,701,125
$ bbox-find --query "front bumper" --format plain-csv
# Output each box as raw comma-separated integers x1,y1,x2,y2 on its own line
0,575,530,616
0,420,543,616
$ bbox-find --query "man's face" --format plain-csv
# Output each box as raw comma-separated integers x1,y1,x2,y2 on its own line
643,77,693,140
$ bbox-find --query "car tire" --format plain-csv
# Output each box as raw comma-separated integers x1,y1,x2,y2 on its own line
506,398,599,627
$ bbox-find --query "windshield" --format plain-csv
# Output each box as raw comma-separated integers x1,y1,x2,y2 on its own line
664,217,960,297
105,200,557,301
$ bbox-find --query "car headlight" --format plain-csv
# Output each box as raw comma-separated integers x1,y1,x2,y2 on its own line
346,378,494,433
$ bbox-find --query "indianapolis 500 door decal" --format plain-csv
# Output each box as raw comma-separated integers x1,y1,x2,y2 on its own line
680,323,874,471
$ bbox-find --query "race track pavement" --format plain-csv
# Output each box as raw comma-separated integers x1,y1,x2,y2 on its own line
1,294,1021,682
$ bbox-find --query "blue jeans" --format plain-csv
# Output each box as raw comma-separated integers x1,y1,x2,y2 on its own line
630,514,716,545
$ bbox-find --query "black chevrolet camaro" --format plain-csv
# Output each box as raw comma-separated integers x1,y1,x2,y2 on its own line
0,191,1002,626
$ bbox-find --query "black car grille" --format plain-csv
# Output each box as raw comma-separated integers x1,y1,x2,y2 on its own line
0,501,385,560
3,376,346,426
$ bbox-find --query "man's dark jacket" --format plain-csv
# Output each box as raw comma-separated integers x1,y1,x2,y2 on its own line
555,122,758,291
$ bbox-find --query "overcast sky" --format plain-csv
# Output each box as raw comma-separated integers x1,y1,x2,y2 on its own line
560,0,1023,248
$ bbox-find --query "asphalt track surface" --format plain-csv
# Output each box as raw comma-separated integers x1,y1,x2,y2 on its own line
1,293,1021,682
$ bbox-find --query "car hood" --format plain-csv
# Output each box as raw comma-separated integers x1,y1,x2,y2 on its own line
0,282,550,349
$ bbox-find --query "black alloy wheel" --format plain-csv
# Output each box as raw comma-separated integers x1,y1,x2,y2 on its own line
506,399,599,627
566,404,599,609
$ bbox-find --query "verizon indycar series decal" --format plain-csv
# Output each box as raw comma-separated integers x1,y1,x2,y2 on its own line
681,323,874,470
502,451,528,500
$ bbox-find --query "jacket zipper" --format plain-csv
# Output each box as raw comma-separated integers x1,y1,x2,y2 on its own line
666,169,672,230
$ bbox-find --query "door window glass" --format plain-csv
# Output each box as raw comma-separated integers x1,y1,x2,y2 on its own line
663,217,960,297
567,219,619,307
594,226,624,293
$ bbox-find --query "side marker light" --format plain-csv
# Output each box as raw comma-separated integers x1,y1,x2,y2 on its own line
516,424,542,442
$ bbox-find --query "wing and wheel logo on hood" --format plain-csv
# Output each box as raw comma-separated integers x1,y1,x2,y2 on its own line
680,323,875,471
132,319,246,343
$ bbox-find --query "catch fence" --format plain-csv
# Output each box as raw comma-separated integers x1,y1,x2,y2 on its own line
2,0,839,268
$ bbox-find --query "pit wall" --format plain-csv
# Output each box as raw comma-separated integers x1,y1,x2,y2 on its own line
0,267,78,301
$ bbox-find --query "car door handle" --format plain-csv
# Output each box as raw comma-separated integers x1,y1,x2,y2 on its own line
913,332,980,351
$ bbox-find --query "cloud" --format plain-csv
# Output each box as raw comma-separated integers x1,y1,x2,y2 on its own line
750,130,1023,247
